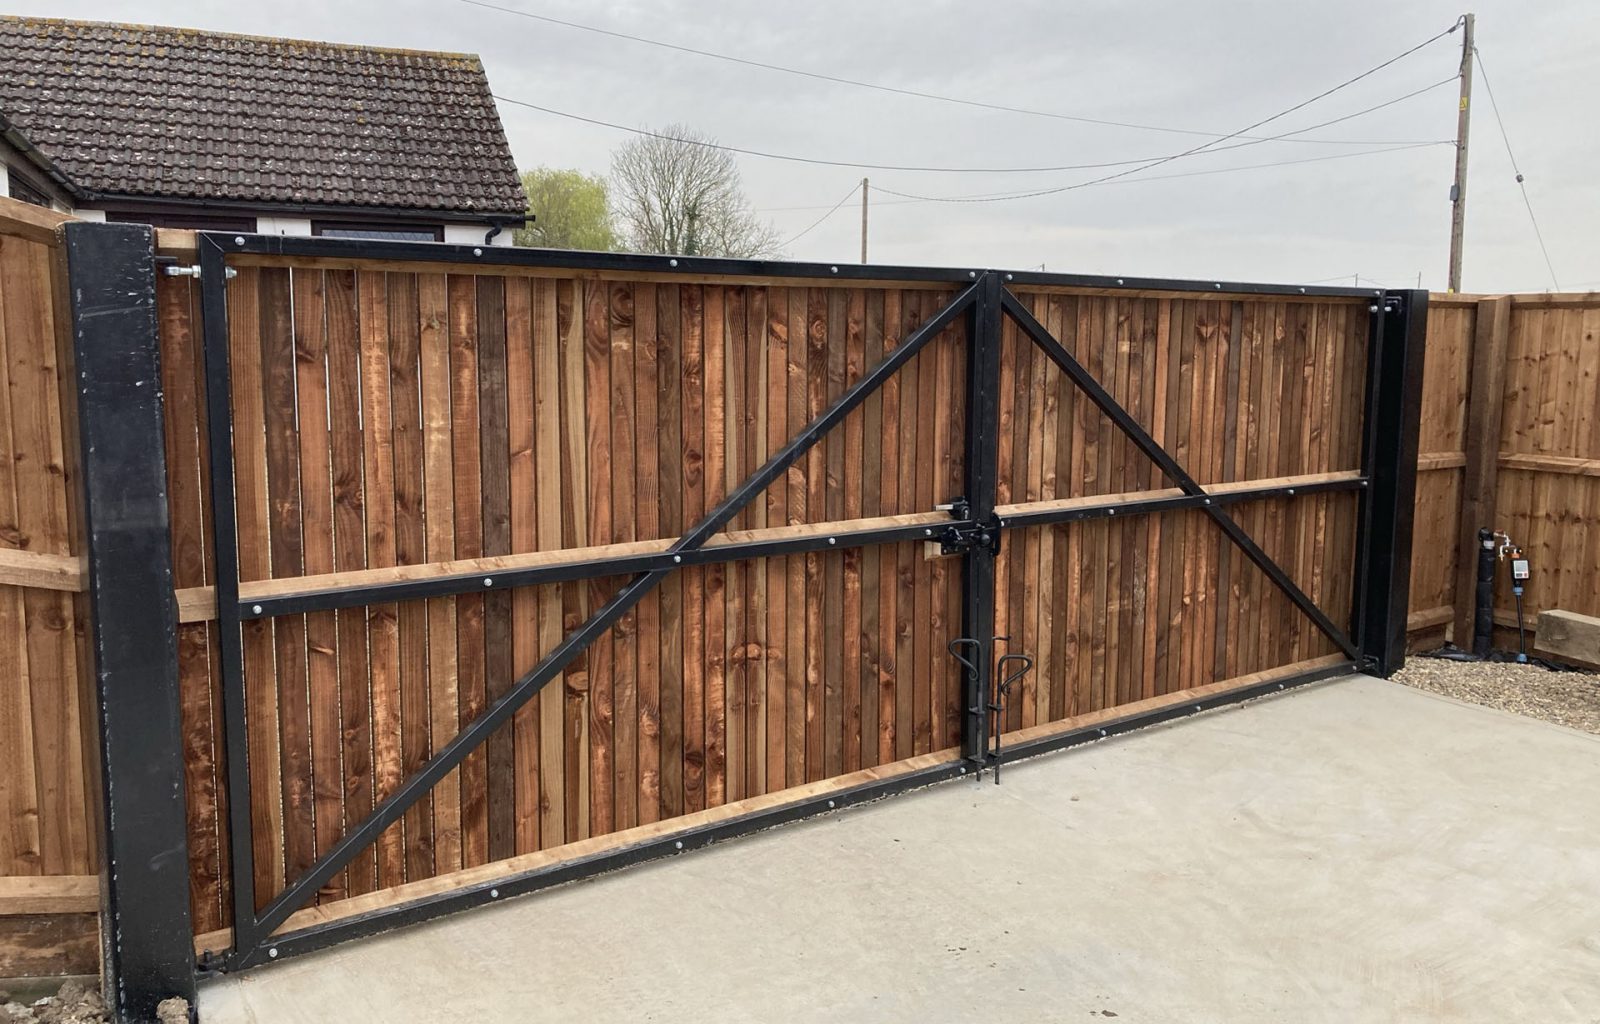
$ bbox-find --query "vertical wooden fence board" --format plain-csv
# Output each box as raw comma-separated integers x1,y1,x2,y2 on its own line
158,274,224,927
417,271,460,876
387,274,433,884
259,267,314,885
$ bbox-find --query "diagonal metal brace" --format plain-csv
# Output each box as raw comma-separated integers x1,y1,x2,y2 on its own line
998,290,1358,660
233,281,980,962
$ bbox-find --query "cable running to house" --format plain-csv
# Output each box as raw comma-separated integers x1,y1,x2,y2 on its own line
493,86,1449,176
863,142,1445,206
1471,45,1561,290
862,25,1464,205
463,0,1455,147
778,181,861,247
758,78,1455,211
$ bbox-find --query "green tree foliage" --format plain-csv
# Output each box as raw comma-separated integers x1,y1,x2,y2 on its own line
513,167,618,251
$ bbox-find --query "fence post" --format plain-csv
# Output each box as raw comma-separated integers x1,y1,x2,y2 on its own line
1355,289,1430,676
1450,295,1512,648
64,221,196,1020
958,271,1003,763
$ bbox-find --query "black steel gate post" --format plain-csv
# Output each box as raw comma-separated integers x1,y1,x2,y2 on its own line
64,222,197,1021
1353,289,1429,676
959,271,1003,764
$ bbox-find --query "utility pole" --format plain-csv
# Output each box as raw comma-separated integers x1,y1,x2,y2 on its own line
1447,13,1475,292
860,177,869,264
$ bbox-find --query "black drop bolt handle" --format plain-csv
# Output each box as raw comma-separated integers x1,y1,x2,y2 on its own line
948,637,984,717
989,636,1034,785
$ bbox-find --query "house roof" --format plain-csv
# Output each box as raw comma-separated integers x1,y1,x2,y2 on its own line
0,16,527,218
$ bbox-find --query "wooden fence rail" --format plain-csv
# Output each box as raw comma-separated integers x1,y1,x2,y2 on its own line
1408,291,1600,653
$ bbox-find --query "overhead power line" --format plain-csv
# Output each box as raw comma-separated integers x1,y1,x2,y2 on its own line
868,142,1446,206
492,76,1452,177
778,181,861,247
462,0,1448,147
860,23,1463,206
757,77,1454,211
1472,45,1561,291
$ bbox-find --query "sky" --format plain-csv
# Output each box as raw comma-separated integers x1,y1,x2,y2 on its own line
14,0,1597,292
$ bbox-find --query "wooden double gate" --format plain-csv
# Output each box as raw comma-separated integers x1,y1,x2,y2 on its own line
60,224,1425,1014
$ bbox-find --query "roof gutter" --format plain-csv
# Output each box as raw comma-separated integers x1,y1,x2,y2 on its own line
484,213,530,246
81,189,527,224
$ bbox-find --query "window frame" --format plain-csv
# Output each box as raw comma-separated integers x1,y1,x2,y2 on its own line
6,167,54,209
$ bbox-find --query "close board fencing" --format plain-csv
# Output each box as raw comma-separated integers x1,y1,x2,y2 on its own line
0,198,99,979
34,220,1427,1016
1407,292,1600,653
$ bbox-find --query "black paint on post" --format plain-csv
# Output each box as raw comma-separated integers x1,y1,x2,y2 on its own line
958,272,1002,763
66,222,196,1020
1355,290,1429,676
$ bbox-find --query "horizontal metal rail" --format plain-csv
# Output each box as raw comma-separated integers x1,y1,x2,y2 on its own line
997,474,1366,531
241,519,966,620
202,231,1378,299
210,658,1354,970
237,474,1367,622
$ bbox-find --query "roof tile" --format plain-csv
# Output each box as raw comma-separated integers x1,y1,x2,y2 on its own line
0,16,527,216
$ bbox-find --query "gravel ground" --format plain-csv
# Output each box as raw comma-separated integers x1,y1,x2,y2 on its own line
1394,655,1600,735
0,981,108,1024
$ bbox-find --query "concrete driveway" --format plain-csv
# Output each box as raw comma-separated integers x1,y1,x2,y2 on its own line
200,674,1600,1023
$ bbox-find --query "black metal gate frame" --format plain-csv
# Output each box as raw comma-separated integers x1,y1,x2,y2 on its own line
187,233,1424,973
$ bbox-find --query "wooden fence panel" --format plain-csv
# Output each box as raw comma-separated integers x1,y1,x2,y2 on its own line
0,197,98,976
1408,292,1600,652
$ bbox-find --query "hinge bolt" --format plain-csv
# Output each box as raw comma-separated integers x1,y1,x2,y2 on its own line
669,259,678,267
483,578,493,587
251,604,263,615
673,554,682,564
268,947,278,959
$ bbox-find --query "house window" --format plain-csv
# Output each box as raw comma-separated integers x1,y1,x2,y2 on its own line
7,170,52,209
312,221,443,242
105,211,258,232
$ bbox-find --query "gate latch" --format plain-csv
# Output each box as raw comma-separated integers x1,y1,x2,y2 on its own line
935,495,1003,556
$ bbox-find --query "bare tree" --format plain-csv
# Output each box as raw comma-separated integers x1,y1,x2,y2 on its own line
610,124,783,259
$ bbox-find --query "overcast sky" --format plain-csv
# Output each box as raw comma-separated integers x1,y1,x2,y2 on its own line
18,0,1597,291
